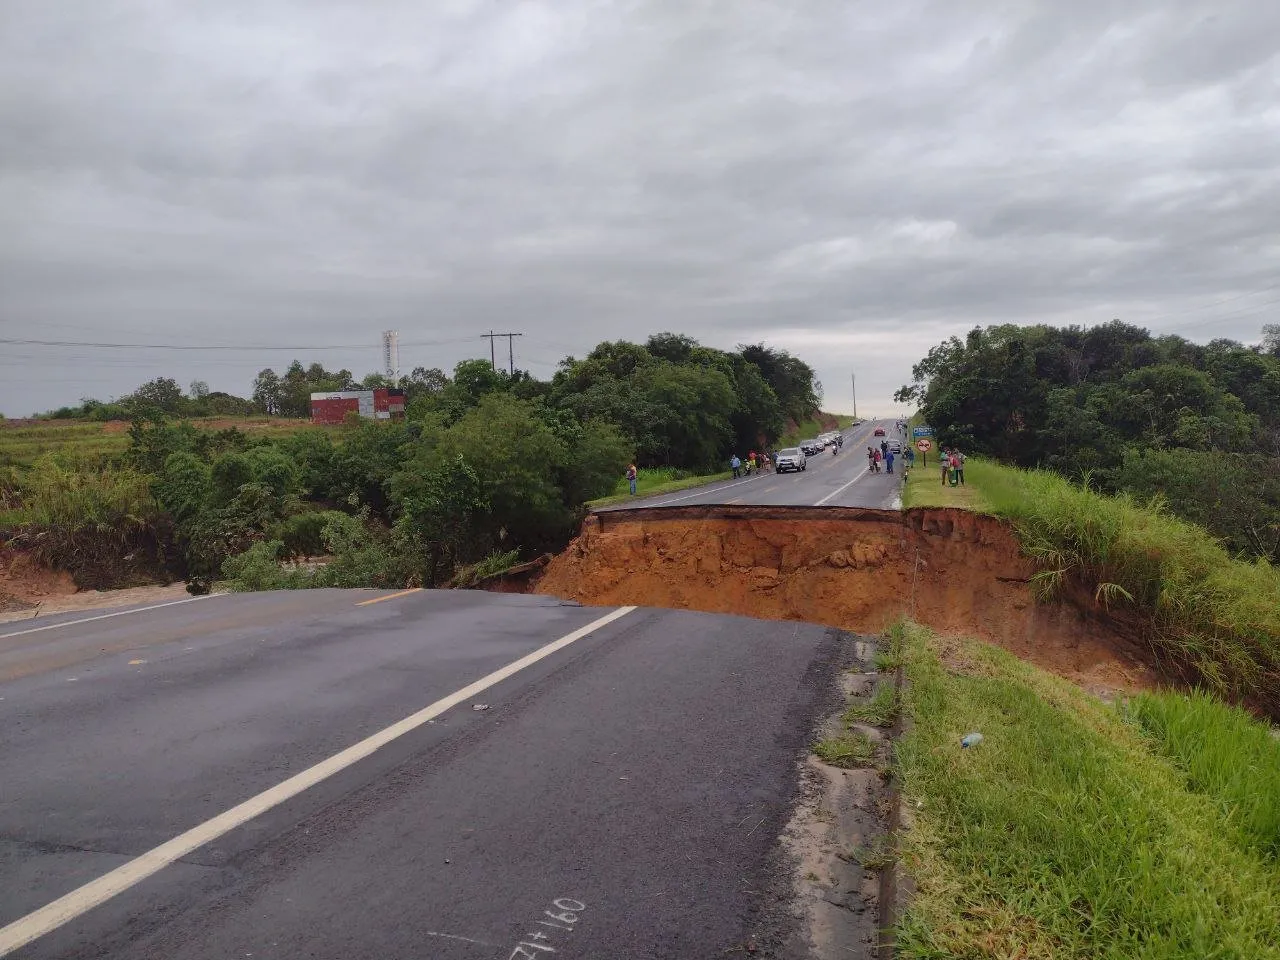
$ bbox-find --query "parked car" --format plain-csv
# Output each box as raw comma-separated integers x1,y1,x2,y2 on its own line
873,427,886,437
888,439,903,454
800,439,823,456
775,448,807,473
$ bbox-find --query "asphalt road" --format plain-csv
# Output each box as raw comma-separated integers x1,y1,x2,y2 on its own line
602,418,911,511
0,589,849,959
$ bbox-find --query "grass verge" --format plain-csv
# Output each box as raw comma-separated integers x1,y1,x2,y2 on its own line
895,621,1280,959
901,454,992,511
588,467,731,508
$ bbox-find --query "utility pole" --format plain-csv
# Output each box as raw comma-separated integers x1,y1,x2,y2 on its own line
851,372,857,419
480,332,523,374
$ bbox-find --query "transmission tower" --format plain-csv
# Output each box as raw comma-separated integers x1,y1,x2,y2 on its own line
382,330,400,384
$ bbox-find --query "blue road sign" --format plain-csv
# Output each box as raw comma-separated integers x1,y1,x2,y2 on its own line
912,426,934,438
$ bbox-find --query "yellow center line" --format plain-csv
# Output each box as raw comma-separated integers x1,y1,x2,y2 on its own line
356,588,423,607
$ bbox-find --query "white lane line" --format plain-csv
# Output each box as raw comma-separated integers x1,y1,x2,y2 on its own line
630,476,758,508
0,594,223,640
815,466,870,506
0,605,637,957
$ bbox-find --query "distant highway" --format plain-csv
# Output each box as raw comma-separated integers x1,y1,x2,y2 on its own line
601,418,909,511
0,589,848,959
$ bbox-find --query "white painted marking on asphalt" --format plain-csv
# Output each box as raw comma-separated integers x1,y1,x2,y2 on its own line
0,594,222,640
0,605,635,957
425,931,493,946
630,475,757,507
815,466,869,506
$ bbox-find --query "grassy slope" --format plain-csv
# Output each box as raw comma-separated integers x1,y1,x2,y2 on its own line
895,622,1280,960
780,412,855,448
903,456,1280,714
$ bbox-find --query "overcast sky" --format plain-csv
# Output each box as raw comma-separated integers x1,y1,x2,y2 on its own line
2,1,1279,418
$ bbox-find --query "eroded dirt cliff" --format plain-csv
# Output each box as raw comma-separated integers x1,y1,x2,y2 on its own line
535,505,1156,696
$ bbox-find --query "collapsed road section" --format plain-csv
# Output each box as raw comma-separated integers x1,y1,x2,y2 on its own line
533,504,1157,697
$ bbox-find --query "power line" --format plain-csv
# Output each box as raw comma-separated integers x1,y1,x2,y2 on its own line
1137,278,1280,324
0,335,477,352
1164,294,1280,334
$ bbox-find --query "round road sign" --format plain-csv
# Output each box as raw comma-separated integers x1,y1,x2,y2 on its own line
916,438,932,452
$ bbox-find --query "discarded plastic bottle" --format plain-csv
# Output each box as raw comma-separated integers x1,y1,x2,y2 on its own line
960,732,984,748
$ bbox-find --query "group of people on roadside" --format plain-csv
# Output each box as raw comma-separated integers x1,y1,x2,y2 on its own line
866,438,915,475
939,448,966,486
730,451,771,478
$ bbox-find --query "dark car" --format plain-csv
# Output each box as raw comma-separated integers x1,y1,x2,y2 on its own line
873,427,886,437
800,438,823,456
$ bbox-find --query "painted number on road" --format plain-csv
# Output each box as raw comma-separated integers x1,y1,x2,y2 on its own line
508,898,587,957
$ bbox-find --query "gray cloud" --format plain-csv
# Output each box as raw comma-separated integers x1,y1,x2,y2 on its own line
2,0,1278,416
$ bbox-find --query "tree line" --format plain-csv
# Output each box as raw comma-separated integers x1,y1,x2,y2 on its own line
896,321,1280,560
13,335,821,592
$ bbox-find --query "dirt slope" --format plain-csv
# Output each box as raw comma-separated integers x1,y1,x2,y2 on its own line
535,505,1156,696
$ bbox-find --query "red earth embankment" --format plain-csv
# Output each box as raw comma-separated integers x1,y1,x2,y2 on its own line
534,506,1158,696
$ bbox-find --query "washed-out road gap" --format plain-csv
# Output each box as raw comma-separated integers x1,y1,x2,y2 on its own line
0,586,849,958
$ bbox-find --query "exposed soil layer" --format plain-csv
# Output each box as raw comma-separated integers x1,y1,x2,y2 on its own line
0,546,186,622
535,505,1159,697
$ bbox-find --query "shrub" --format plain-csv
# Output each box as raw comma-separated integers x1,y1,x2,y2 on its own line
220,540,309,592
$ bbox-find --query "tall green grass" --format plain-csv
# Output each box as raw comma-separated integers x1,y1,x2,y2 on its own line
948,459,1280,716
896,622,1280,959
16,456,158,529
8,456,172,589
1126,689,1280,861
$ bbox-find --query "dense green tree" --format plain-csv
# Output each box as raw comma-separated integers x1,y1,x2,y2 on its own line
1113,449,1280,562
898,321,1280,559
127,377,185,414
738,343,821,424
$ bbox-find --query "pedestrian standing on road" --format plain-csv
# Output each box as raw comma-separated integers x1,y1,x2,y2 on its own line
874,448,883,473
880,440,889,459
906,446,916,469
626,463,638,496
867,447,876,473
748,452,758,474
886,450,895,474
730,454,742,479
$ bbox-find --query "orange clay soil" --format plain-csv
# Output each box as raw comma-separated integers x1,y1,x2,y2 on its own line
0,546,186,620
534,505,1159,698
